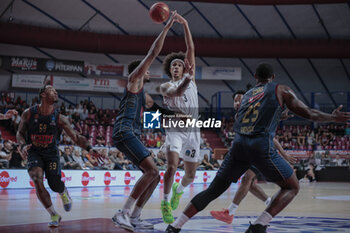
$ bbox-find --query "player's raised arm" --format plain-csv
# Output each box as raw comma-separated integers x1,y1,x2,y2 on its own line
160,59,194,97
279,85,350,124
129,11,177,83
16,109,31,157
58,114,94,152
176,14,195,79
0,109,18,120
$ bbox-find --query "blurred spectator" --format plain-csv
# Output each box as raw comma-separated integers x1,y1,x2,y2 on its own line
0,141,12,168
9,144,26,168
61,147,80,169
200,154,216,170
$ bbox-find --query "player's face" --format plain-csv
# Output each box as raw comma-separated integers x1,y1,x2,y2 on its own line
170,61,184,80
44,86,58,103
234,94,243,111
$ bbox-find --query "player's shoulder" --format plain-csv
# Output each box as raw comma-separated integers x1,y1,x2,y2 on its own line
21,107,33,120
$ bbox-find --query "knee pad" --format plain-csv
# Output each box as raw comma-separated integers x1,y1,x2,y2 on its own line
47,175,65,193
191,176,231,211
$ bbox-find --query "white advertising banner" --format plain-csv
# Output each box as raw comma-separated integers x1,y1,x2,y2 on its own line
201,67,241,80
11,74,164,94
0,170,218,189
12,74,47,88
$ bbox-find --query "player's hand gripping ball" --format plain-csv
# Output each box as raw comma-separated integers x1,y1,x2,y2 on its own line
149,2,170,24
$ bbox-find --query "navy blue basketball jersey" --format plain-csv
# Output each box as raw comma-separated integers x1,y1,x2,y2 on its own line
27,105,61,151
234,82,283,136
113,89,146,138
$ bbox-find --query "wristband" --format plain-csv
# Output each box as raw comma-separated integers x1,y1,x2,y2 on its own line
184,73,193,80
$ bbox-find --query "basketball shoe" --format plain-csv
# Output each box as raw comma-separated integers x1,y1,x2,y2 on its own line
48,214,61,227
161,200,174,223
112,209,134,232
60,188,72,212
130,216,154,229
210,209,234,224
170,183,183,210
165,224,181,233
245,223,268,233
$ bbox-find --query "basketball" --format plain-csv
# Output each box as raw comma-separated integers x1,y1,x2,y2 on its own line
149,2,170,24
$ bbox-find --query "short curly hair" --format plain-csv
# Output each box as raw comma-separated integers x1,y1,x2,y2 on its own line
128,60,142,74
163,52,185,78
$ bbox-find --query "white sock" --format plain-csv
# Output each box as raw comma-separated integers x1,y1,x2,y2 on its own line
131,205,143,218
228,203,238,215
264,197,271,206
176,183,185,193
164,193,170,202
46,205,57,217
172,213,189,229
122,196,136,213
254,211,273,226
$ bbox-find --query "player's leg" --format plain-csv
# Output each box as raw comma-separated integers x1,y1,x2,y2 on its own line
210,169,256,224
170,161,196,211
170,132,200,210
129,156,160,229
29,166,62,227
162,134,182,223
166,138,250,232
44,156,72,213
246,138,298,233
162,150,179,223
113,136,159,231
248,166,271,205
249,182,271,205
28,152,62,227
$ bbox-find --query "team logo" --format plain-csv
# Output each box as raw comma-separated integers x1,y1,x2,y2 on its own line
81,172,95,186
104,172,116,186
50,115,56,126
159,172,164,184
0,171,17,188
203,172,210,183
124,172,136,185
175,172,182,183
45,60,55,71
143,110,161,129
185,150,191,156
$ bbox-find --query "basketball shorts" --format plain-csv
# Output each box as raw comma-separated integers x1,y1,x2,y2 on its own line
164,128,201,163
113,131,150,167
217,133,294,183
27,148,62,178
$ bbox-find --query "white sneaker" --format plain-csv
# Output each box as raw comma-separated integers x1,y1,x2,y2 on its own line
130,216,154,229
112,209,134,232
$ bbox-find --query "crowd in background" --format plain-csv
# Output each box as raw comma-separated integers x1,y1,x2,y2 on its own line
0,92,349,173
221,117,350,150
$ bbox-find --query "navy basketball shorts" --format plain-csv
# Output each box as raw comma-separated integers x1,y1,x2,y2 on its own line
27,149,62,178
217,133,293,183
113,132,150,167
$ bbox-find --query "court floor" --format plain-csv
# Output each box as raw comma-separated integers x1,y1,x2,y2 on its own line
1,182,350,232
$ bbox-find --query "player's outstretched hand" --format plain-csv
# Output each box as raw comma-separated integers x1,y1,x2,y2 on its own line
165,11,177,30
332,105,350,124
4,109,18,119
286,154,297,165
184,58,194,77
280,109,294,121
175,13,188,25
21,144,32,158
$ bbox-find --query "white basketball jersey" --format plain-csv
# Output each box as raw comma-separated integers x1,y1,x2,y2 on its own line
163,78,198,118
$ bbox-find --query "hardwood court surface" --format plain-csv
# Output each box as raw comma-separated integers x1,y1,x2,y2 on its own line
1,182,350,232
